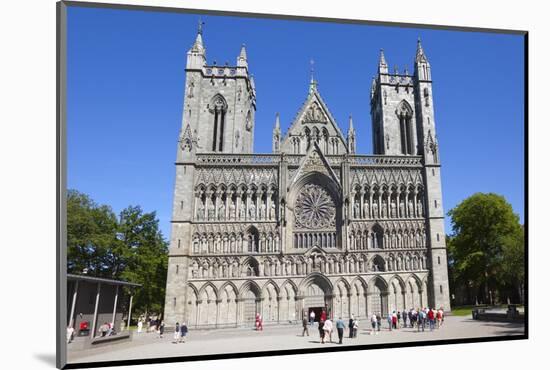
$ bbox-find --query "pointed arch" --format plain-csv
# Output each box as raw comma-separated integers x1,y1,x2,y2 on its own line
396,100,414,155
209,94,228,152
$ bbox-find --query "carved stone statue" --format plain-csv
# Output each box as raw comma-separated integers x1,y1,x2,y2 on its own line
372,201,379,219
260,203,267,220
399,200,405,218
390,200,397,218
218,203,226,220
417,199,423,217
270,202,276,220
197,202,205,220
381,200,387,218
208,202,215,221
354,202,360,218
239,201,245,220
249,203,256,220
363,200,370,218
408,200,414,217
229,201,236,220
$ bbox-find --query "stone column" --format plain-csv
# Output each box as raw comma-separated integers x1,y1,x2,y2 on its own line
245,190,251,221
360,190,365,219
404,191,409,218
412,190,417,218
206,191,213,220
111,285,119,327
225,190,230,220
236,191,242,220
266,191,272,220
255,190,260,220
68,280,79,328
214,190,220,220
91,283,101,338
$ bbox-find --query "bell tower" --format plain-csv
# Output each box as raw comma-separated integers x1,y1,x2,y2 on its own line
177,23,256,163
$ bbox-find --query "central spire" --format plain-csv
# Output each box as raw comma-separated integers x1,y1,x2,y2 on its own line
309,59,318,93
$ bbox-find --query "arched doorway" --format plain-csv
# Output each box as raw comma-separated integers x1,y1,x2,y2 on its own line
368,277,388,317
300,273,333,321
239,281,261,326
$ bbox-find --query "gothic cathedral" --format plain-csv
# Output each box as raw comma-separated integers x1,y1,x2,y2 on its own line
164,24,451,328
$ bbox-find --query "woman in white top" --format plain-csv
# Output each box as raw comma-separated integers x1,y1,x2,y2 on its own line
323,319,333,343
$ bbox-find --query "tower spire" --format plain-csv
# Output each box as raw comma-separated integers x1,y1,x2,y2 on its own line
237,43,248,68
416,37,428,63
309,59,318,92
273,112,281,153
347,114,356,154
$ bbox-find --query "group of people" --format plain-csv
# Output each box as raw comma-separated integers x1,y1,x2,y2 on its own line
173,322,189,343
303,307,445,344
368,307,445,334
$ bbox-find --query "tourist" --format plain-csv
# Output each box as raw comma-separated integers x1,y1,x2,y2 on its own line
392,311,398,330
418,308,425,332
321,309,327,322
173,322,180,343
336,317,345,344
370,313,377,335
302,316,309,337
402,310,408,328
258,314,264,331
348,314,354,338
409,309,415,328
255,313,261,331
66,325,74,344
99,322,110,337
310,310,316,326
376,313,382,332
411,309,418,328
352,318,359,338
137,320,143,334
396,311,401,329
159,321,165,338
387,313,393,331
318,320,325,344
179,321,188,343
428,308,435,331
437,308,444,328
323,318,333,343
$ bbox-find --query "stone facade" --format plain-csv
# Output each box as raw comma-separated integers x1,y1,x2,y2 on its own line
164,26,451,329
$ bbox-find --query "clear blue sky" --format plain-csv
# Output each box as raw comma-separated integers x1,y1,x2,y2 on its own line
67,6,525,238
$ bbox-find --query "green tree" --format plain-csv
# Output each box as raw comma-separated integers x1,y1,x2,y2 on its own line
67,190,118,277
117,206,168,318
67,190,169,317
447,193,524,305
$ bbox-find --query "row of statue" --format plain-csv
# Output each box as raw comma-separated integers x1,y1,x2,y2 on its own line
196,196,277,221
352,197,424,219
192,232,279,255
188,252,428,280
348,229,426,250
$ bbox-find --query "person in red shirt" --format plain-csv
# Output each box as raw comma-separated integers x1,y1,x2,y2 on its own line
320,309,327,322
427,308,435,331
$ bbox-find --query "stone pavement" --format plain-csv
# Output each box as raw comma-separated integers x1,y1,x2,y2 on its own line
67,316,525,364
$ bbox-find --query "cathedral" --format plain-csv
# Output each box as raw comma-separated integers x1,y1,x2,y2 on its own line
163,23,451,329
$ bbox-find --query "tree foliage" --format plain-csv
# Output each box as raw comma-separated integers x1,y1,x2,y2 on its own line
447,193,524,304
67,190,168,317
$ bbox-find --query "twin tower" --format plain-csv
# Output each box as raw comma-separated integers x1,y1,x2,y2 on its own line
178,21,440,167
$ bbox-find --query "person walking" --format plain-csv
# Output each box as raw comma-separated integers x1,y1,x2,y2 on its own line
418,309,425,332
173,322,180,343
348,315,354,338
137,320,143,334
179,321,188,343
258,314,264,331
310,310,316,326
387,313,393,331
335,317,345,344
320,309,327,322
302,316,309,337
352,318,359,338
396,311,401,329
428,308,435,331
437,308,444,328
392,312,398,330
370,313,377,335
159,321,165,338
323,318,333,343
402,310,408,328
318,320,325,344
376,313,382,332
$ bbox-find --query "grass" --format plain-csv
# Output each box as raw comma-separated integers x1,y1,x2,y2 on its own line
451,304,525,316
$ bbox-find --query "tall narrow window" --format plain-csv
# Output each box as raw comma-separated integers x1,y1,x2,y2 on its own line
209,94,227,152
397,100,414,155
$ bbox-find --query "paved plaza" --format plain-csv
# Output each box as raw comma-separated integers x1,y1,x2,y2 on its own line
68,316,525,364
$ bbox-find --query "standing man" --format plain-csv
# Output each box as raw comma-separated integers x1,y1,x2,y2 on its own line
348,314,354,338
428,308,435,331
179,321,188,343
370,313,377,335
310,310,316,326
302,316,309,337
335,317,345,344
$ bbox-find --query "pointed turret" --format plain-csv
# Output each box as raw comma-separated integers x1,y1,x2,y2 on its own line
415,37,431,80
237,43,248,68
378,49,389,83
308,59,318,93
273,112,281,153
186,19,206,69
347,114,356,154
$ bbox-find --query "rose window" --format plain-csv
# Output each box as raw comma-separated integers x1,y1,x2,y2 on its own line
294,184,336,229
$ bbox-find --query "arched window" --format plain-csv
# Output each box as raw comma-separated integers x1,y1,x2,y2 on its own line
209,94,228,152
396,100,414,155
